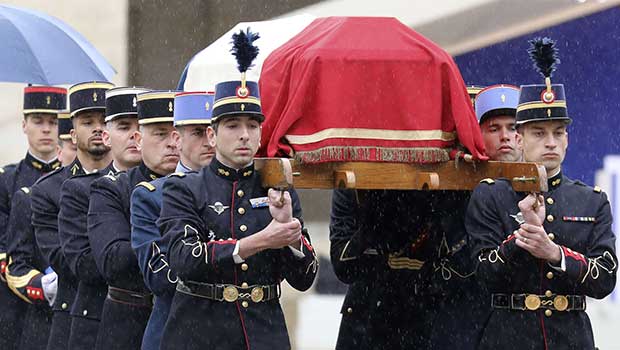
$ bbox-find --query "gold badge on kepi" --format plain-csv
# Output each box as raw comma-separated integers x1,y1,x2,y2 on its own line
208,201,230,215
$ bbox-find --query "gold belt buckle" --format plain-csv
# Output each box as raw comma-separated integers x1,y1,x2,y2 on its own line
251,287,264,303
524,294,541,311
553,295,569,311
223,286,239,302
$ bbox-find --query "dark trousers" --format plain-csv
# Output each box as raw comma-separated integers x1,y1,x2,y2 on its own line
68,316,100,350
18,305,52,350
96,298,151,350
47,311,72,350
0,283,27,350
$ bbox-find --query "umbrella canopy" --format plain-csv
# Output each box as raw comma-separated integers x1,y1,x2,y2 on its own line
0,5,116,85
258,17,487,163
178,14,315,91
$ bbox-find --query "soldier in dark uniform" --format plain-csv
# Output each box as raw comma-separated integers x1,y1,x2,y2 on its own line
427,84,522,350
32,123,88,350
57,81,115,350
466,38,617,350
89,89,179,350
5,113,75,350
0,86,65,349
131,91,214,350
331,189,456,349
157,36,318,348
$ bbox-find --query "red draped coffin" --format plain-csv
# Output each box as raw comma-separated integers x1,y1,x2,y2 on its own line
258,17,487,163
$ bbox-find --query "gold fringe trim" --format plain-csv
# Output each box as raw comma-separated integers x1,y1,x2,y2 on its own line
294,146,450,164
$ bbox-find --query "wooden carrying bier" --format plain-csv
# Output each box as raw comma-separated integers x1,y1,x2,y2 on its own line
255,158,548,192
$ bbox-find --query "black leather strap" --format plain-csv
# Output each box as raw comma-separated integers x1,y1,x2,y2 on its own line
107,286,153,308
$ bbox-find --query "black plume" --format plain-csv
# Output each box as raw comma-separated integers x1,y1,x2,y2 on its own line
231,28,260,73
527,37,560,78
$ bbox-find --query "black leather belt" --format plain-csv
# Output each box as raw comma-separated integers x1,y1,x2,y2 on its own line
492,293,586,312
177,280,280,303
107,287,153,308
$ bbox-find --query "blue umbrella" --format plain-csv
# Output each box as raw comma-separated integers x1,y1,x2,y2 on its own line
0,5,116,85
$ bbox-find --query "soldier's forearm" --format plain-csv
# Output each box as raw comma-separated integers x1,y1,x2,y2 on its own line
238,233,269,260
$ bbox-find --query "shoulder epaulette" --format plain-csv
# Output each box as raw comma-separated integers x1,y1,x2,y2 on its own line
594,186,602,193
479,178,495,185
168,172,186,178
20,187,30,194
136,181,156,192
0,163,17,176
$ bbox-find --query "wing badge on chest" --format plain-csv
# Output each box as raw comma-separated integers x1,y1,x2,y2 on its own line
208,201,230,215
510,212,525,225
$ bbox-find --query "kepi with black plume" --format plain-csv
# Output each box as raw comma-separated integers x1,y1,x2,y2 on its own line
515,37,572,125
211,27,264,123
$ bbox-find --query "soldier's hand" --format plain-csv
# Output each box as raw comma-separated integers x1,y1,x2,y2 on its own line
262,218,302,249
518,193,545,226
268,188,292,223
515,223,561,263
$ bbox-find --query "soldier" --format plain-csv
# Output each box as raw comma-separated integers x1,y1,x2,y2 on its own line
476,84,522,162
32,123,89,350
427,84,522,349
0,86,64,349
5,112,75,350
331,189,453,349
88,89,179,350
157,33,318,348
466,38,617,350
57,81,115,350
130,91,214,350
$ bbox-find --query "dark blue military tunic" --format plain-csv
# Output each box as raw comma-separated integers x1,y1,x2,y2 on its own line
330,189,437,350
426,191,490,350
0,153,60,350
466,172,618,350
88,163,161,350
6,188,53,349
32,160,84,350
58,163,114,350
330,190,483,349
158,159,317,350
131,175,181,350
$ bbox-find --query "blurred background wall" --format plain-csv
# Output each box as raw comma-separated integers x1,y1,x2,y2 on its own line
1,1,619,349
